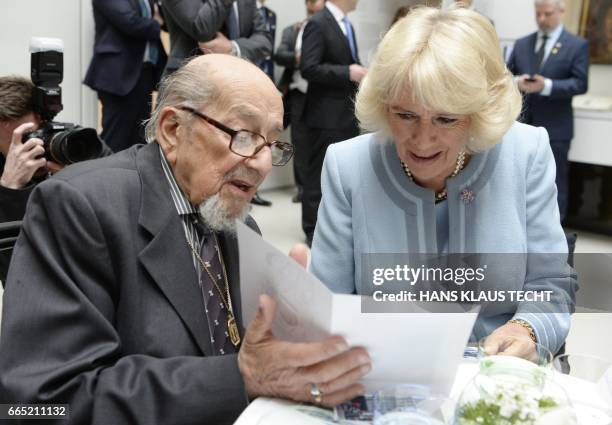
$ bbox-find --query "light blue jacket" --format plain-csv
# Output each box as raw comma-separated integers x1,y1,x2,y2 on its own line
311,122,577,355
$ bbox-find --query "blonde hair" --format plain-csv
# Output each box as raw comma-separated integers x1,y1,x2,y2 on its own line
355,6,521,152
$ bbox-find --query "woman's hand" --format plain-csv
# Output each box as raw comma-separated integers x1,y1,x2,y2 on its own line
483,322,538,363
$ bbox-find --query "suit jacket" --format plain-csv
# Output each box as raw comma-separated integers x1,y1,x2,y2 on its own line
0,142,113,284
84,0,167,96
162,0,272,74
0,142,256,424
274,23,300,94
311,123,577,356
507,29,589,140
300,7,360,130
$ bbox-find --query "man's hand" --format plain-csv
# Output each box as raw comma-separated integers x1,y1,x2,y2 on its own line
518,74,546,93
199,32,233,55
238,295,371,407
349,64,368,83
482,322,538,363
0,122,47,189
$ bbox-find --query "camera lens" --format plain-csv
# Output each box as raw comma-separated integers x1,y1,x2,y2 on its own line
48,126,103,164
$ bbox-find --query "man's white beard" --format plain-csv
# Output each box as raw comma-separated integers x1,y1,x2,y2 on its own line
198,192,251,235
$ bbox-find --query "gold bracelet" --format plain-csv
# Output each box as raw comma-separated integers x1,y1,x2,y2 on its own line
508,319,537,344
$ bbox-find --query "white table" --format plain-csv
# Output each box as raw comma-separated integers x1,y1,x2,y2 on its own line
235,361,612,425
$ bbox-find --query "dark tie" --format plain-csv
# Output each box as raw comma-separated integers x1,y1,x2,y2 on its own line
226,2,240,40
536,34,549,71
342,16,358,64
198,230,236,356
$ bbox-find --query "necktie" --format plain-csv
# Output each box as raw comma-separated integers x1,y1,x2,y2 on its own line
198,228,236,356
342,16,358,64
226,2,240,40
536,34,549,71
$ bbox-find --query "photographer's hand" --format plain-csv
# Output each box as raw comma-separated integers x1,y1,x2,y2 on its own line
0,122,46,189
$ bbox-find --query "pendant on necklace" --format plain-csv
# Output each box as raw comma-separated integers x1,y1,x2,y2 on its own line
227,315,241,347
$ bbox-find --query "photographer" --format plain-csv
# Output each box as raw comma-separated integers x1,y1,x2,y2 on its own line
0,76,112,223
0,76,60,222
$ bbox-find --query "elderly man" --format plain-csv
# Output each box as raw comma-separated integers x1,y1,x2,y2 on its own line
507,0,589,220
0,55,370,424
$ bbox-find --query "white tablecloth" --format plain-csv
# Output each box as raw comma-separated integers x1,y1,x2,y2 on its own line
235,361,612,425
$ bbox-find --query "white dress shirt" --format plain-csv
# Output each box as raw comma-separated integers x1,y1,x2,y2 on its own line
325,1,348,36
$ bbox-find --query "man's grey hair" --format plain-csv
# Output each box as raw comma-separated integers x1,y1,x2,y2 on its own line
534,0,565,8
144,60,219,143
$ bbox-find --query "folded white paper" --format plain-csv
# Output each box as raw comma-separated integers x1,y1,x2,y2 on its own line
237,221,478,395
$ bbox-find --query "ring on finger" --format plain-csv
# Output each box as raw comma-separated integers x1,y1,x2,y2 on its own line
310,383,323,404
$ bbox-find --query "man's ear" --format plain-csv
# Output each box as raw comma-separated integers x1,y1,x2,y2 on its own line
157,107,181,165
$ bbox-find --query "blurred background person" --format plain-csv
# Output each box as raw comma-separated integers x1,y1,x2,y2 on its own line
311,7,576,360
274,0,325,203
507,0,589,221
300,0,367,246
84,0,167,152
162,0,271,76
256,0,277,81
250,0,278,207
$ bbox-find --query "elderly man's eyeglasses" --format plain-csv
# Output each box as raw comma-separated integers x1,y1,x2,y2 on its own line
178,106,294,166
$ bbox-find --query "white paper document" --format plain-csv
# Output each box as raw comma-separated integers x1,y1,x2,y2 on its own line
237,222,478,395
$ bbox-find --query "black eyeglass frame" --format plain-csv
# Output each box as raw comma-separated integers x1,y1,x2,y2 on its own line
178,106,293,166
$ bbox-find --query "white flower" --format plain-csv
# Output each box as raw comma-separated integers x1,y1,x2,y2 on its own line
534,407,577,425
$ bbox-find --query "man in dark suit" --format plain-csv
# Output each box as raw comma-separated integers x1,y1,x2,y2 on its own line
162,0,271,76
84,0,167,152
507,0,589,220
0,55,370,424
274,0,325,203
300,0,367,245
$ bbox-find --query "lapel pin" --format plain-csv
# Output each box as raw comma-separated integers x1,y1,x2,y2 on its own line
460,188,475,204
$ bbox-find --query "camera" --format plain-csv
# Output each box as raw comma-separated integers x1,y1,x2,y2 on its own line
23,38,102,165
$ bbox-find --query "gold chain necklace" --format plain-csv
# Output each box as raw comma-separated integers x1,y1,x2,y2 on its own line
401,150,467,203
186,235,241,347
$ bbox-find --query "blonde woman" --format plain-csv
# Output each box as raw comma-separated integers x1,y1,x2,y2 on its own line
310,7,576,360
